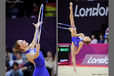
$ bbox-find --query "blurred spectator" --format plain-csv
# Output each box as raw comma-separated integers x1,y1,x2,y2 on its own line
6,47,17,69
104,27,109,38
90,35,98,43
46,0,48,3
45,51,53,76
98,34,105,43
7,62,23,76
104,34,109,43
11,47,17,60
6,0,23,3
15,52,24,68
13,46,27,63
31,2,39,18
6,66,11,76
9,48,24,68
6,46,33,76
8,47,18,68
104,27,109,43
21,61,34,76
52,54,57,76
7,3,19,18
6,1,56,18
21,53,27,62
6,50,10,69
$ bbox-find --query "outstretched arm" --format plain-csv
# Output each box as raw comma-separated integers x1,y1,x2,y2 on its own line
75,42,84,55
29,22,42,48
33,44,40,59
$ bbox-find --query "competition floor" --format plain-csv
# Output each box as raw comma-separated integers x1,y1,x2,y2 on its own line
58,65,108,76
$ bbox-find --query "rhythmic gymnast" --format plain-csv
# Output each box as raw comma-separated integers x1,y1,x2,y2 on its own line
69,2,91,72
14,4,50,76
58,2,91,72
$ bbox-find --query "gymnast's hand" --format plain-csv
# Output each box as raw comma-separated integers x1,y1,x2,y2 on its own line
32,21,43,27
36,44,40,51
79,33,85,37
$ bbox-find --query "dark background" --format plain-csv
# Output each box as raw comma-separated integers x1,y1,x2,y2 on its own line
6,17,56,56
6,0,56,18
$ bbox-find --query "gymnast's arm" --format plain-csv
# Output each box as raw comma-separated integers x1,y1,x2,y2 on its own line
33,44,40,59
29,22,41,48
75,41,84,55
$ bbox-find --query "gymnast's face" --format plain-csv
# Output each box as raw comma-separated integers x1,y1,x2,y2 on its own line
17,40,29,50
83,36,91,42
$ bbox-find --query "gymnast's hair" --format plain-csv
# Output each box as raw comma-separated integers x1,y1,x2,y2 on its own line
84,40,91,45
14,40,24,52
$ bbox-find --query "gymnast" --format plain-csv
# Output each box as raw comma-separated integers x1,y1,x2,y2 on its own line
69,2,91,72
58,2,91,72
14,4,50,76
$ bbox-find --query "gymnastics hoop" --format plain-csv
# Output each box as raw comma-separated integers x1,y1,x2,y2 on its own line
36,4,44,44
58,26,69,30
58,23,76,30
58,23,73,27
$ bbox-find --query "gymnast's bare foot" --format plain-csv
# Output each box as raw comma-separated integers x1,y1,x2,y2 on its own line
69,2,73,10
73,66,77,72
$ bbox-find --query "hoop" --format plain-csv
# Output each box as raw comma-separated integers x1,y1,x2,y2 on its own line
36,4,44,44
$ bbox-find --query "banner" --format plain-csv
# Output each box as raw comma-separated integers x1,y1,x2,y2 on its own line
58,43,109,66
82,54,108,65
74,3,108,17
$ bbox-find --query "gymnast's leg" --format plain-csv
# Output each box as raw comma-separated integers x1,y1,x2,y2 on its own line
71,42,77,72
69,2,77,36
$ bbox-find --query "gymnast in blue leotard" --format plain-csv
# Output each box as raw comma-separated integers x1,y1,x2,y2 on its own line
14,22,50,76
68,2,91,72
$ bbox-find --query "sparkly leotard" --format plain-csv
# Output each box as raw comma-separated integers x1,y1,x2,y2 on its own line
25,48,50,76
72,36,83,46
